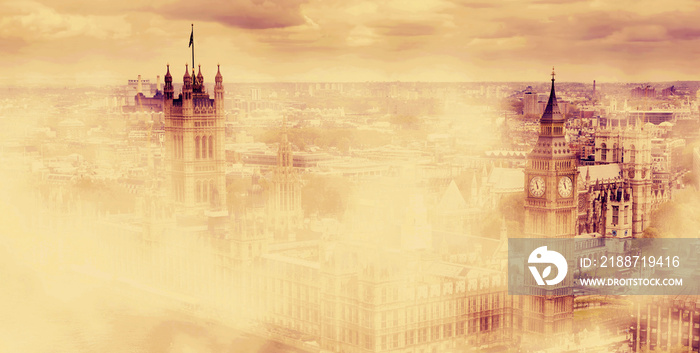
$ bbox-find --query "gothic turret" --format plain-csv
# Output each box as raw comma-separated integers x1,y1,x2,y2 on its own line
214,64,224,118
164,64,173,97
183,65,191,85
182,65,192,115
215,64,223,84
194,64,204,93
164,64,174,116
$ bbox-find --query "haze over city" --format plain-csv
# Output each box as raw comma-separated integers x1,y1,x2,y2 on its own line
4,0,700,85
2,1,700,353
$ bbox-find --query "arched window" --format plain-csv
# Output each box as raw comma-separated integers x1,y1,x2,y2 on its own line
203,180,208,203
613,143,618,162
630,145,636,163
201,136,207,159
208,135,214,158
176,135,180,159
209,179,215,205
600,143,607,161
195,136,200,159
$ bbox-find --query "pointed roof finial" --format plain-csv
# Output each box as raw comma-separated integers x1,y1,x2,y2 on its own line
196,64,203,84
551,66,556,82
215,64,223,82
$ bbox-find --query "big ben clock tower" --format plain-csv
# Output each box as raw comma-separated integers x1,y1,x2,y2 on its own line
521,69,577,346
524,69,578,238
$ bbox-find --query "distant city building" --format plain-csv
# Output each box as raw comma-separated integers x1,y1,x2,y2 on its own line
660,85,676,97
523,87,539,116
251,87,261,101
123,74,164,113
630,85,656,98
127,74,159,95
268,117,303,241
651,138,686,173
627,111,674,125
483,150,527,168
56,119,86,139
239,151,333,171
130,91,164,112
631,292,700,351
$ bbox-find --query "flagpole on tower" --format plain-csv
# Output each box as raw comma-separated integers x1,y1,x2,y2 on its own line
189,24,195,79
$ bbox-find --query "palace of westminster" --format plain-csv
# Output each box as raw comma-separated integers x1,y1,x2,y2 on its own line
30,64,694,353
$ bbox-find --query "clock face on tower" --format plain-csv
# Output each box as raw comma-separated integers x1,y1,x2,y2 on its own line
529,176,545,197
558,176,573,197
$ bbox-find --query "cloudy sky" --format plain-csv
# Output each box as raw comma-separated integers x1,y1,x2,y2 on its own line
1,0,700,85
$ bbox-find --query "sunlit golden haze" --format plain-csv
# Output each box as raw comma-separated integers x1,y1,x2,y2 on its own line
2,1,700,352
3,0,700,85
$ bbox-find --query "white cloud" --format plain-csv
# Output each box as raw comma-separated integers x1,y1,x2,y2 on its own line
0,1,131,41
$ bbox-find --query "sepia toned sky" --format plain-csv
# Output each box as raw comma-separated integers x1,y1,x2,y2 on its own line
2,0,700,85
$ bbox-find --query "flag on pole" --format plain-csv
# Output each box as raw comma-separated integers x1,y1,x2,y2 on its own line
189,28,193,47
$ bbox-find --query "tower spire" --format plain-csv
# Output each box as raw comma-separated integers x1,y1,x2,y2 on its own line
540,67,563,123
215,64,222,82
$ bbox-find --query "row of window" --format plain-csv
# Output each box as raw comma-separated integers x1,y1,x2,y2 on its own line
611,205,630,225
555,211,572,236
346,318,504,350
322,294,505,329
194,121,215,127
173,135,184,159
195,136,215,159
170,134,217,160
270,302,320,322
173,179,184,202
541,126,564,135
600,143,637,163
531,160,549,170
196,179,217,204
